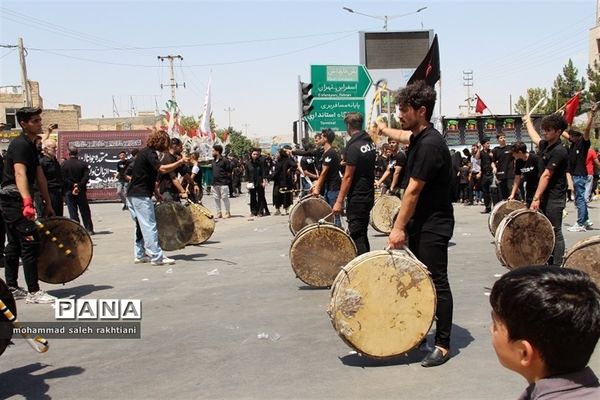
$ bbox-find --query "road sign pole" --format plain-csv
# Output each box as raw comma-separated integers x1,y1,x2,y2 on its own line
297,75,304,145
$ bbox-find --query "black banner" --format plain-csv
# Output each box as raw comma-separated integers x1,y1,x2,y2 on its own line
442,115,543,146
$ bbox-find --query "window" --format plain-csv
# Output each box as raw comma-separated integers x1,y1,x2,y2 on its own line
4,108,16,129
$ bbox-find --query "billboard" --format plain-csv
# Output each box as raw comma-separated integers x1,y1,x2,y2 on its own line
441,115,542,147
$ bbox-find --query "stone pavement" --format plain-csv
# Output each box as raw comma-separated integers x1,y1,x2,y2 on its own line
0,190,599,399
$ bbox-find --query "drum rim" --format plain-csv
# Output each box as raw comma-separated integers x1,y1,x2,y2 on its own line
288,197,334,235
290,223,357,287
563,234,600,264
488,200,526,236
185,202,216,245
329,249,436,358
369,195,401,234
37,216,94,284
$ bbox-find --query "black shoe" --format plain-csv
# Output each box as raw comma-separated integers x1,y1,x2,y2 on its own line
421,347,450,368
122,205,128,210
480,209,491,214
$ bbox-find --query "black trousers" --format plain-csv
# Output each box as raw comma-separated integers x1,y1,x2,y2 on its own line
481,174,493,211
497,179,510,201
65,191,94,232
346,198,373,255
541,198,565,267
409,229,453,349
272,184,292,209
0,194,41,292
249,186,268,216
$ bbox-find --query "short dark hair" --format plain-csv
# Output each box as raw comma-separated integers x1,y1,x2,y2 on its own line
541,113,567,132
119,151,127,156
68,147,78,156
395,81,436,121
213,144,223,154
567,128,582,137
130,148,139,157
490,266,600,375
16,107,42,124
170,137,182,146
343,112,364,131
511,141,528,154
322,129,335,144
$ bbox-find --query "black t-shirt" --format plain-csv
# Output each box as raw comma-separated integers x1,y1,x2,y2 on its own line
515,153,540,203
492,145,514,180
158,152,182,195
321,147,341,192
127,147,162,198
212,157,232,186
538,140,568,203
116,159,130,182
39,154,63,191
405,125,454,238
568,139,591,176
61,157,90,192
375,154,388,180
343,131,376,201
2,133,39,188
390,150,407,189
300,155,318,181
480,150,493,175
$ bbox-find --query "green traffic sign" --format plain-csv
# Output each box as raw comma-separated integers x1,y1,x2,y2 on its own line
311,65,372,98
304,98,365,132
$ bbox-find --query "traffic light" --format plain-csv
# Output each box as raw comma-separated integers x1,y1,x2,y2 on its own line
300,82,314,117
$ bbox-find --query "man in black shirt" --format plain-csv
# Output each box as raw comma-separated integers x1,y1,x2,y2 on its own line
377,81,455,367
476,138,494,213
523,113,568,266
311,129,342,226
127,129,189,265
62,147,94,235
492,134,514,201
564,126,592,232
115,151,129,210
246,148,269,217
334,112,376,255
157,138,188,203
0,107,56,304
212,144,232,218
508,141,539,206
39,139,63,216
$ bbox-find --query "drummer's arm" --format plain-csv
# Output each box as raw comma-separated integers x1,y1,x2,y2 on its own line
158,158,186,174
509,174,521,200
376,120,412,144
311,165,329,195
523,115,541,146
334,165,354,213
530,169,553,211
393,177,424,232
376,168,391,187
36,165,54,216
390,166,402,192
171,176,186,196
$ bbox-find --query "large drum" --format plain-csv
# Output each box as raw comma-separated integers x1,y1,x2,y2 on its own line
494,209,555,269
156,202,194,251
488,200,527,236
288,196,334,235
186,202,215,245
37,217,93,284
369,195,401,234
563,235,600,287
329,249,436,359
0,278,15,357
289,223,357,288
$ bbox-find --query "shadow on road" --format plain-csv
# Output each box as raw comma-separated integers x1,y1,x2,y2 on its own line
338,323,474,368
0,362,84,400
170,253,207,261
47,284,114,299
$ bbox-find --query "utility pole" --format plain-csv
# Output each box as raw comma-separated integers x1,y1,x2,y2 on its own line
112,96,120,117
157,55,185,102
242,123,249,136
18,38,32,107
463,70,473,115
224,106,235,128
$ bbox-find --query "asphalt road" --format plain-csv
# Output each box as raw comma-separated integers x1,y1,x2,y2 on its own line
1,191,599,400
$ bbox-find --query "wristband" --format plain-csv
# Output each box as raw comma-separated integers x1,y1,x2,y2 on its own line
23,197,34,207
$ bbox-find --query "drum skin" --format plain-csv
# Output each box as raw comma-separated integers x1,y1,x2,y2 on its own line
329,250,436,359
37,217,93,284
288,196,334,235
494,209,554,269
0,278,15,357
186,203,215,245
369,195,401,234
488,200,526,237
156,202,194,251
563,235,600,287
289,223,357,288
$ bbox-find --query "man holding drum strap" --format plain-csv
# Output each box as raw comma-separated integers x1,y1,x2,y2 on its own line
333,113,376,255
311,129,342,227
523,113,568,266
377,81,455,368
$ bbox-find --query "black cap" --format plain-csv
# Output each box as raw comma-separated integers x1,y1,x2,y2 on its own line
16,107,42,123
170,137,182,145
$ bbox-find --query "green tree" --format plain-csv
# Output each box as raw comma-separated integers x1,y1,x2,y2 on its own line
215,128,254,157
548,59,586,112
179,115,198,136
514,88,551,115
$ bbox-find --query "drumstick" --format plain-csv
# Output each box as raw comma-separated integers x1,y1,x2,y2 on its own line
318,212,334,224
34,220,72,256
278,188,302,194
0,298,49,353
525,96,548,118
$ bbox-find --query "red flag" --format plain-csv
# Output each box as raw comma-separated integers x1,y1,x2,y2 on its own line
563,93,580,125
407,34,440,87
475,94,488,114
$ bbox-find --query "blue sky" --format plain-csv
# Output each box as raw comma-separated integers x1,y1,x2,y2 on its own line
0,0,595,138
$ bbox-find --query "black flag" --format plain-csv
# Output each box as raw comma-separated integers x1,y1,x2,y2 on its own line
407,34,440,87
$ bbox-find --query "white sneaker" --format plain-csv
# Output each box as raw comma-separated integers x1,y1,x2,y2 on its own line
585,220,593,229
567,224,587,232
134,256,151,264
151,257,176,266
25,290,57,304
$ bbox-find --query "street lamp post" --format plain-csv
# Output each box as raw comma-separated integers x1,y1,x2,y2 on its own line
342,6,427,31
